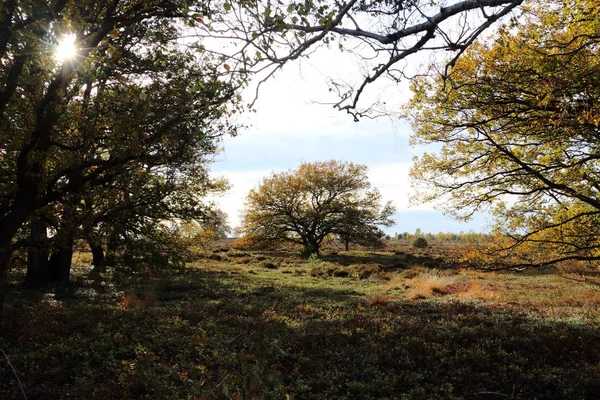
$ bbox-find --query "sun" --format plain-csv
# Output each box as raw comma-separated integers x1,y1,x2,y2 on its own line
55,34,77,62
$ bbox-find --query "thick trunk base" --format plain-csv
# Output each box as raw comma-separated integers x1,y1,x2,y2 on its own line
25,218,49,287
0,259,7,320
48,238,73,284
91,244,104,267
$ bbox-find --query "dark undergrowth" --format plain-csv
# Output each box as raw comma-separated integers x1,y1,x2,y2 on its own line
1,263,600,399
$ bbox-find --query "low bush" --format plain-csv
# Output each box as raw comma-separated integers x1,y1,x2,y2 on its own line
332,270,350,278
230,237,252,250
366,295,395,307
412,237,428,248
309,264,349,278
227,250,250,258
260,261,278,269
353,264,384,280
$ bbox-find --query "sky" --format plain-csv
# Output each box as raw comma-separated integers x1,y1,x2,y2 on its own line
209,47,491,235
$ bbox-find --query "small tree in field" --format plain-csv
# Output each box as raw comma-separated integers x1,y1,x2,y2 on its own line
241,161,395,255
412,237,429,249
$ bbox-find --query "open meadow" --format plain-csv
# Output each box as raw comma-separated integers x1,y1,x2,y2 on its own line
2,241,600,399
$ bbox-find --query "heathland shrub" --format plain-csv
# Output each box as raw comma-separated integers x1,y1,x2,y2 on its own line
412,237,428,248
260,261,278,269
309,264,348,278
354,264,384,280
227,249,250,257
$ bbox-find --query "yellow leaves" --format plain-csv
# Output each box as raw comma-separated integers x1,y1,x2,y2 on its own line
196,364,208,373
241,160,393,252
581,109,600,127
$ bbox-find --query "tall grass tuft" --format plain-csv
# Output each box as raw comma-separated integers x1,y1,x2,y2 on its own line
408,269,456,300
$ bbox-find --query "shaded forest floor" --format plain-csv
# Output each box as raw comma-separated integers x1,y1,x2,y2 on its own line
2,242,600,399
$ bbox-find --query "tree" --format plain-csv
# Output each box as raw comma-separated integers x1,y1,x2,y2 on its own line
412,237,428,248
77,165,228,271
203,209,233,240
241,160,395,255
173,209,232,243
216,0,523,119
335,206,389,251
408,0,600,267
0,1,247,312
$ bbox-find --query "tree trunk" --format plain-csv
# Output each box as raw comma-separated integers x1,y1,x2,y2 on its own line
105,231,119,266
304,238,320,256
25,217,49,287
58,237,73,284
0,252,9,319
345,239,350,251
0,210,33,319
91,243,105,268
48,237,73,284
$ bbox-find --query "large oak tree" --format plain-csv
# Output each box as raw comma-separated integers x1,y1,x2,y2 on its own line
241,160,395,255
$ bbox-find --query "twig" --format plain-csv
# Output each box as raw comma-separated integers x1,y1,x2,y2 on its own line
1,347,27,400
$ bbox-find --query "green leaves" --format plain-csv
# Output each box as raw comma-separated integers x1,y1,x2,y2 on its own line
0,0,249,279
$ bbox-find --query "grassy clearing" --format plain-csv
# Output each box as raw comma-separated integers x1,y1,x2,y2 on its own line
1,245,600,399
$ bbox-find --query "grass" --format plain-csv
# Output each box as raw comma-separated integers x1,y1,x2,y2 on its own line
1,244,600,399
405,269,457,299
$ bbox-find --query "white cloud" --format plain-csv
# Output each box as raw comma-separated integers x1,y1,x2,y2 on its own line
367,163,435,212
238,46,412,140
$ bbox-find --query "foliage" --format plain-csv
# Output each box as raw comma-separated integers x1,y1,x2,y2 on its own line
395,231,488,242
412,237,428,249
241,160,395,256
336,210,389,251
0,1,247,302
408,0,600,268
230,236,253,250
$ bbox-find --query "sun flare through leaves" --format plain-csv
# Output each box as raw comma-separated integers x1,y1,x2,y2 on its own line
55,34,77,62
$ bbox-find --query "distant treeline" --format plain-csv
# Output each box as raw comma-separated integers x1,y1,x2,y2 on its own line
392,229,487,242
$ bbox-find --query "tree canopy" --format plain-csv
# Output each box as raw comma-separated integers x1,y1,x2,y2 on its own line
241,160,395,255
408,0,600,267
0,0,248,308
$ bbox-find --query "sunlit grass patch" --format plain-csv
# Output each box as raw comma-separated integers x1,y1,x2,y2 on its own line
407,269,457,300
